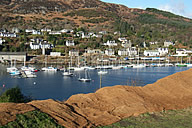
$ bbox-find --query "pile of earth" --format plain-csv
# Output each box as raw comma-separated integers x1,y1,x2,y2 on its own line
0,68,192,128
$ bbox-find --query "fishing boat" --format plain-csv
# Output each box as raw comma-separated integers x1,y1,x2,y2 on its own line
78,69,91,82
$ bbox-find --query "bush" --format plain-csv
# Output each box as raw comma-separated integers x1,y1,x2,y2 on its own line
0,87,31,103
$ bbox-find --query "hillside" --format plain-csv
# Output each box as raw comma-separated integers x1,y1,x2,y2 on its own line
1,0,192,45
0,68,192,127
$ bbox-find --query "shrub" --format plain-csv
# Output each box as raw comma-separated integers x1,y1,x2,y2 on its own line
0,87,31,103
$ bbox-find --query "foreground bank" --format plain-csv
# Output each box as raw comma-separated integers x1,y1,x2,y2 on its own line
0,68,192,127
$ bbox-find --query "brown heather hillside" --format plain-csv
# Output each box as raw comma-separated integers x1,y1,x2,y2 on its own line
0,68,192,127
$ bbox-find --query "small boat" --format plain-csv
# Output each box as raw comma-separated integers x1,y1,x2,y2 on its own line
9,69,21,76
78,69,91,82
41,67,58,71
63,71,73,76
98,70,108,74
175,64,187,67
132,64,145,68
22,70,37,78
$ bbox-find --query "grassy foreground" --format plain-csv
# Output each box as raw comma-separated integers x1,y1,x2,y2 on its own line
98,107,192,128
0,110,64,128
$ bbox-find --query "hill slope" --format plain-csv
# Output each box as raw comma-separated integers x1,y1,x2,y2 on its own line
0,0,192,45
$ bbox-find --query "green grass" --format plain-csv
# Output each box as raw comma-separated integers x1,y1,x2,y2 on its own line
98,108,192,128
0,110,64,128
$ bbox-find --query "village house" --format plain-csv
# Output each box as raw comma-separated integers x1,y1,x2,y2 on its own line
158,48,169,56
66,40,75,46
176,49,189,55
29,39,54,50
12,27,20,33
82,33,90,38
104,40,117,47
127,47,137,57
60,29,74,33
144,50,160,56
118,47,137,57
50,52,61,56
84,48,103,55
49,31,61,35
105,49,115,56
149,41,158,45
0,38,5,45
99,31,107,35
0,32,17,38
41,28,52,32
69,50,79,56
118,49,129,56
164,41,174,47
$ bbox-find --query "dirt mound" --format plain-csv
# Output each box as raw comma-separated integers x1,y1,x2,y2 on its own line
0,103,35,125
0,69,192,127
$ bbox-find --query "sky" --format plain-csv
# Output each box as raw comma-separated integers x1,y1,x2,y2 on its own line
101,0,192,19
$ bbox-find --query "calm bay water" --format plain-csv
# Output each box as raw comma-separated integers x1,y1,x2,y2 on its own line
0,64,190,101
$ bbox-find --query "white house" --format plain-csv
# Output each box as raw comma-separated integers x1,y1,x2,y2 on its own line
82,33,90,38
41,28,52,32
0,38,5,45
118,47,137,57
104,40,117,47
176,49,186,55
99,31,107,35
85,48,102,54
66,40,75,46
50,52,61,56
144,50,160,56
49,31,61,35
32,30,41,35
60,29,73,33
127,47,137,57
69,50,79,56
105,49,115,56
0,32,17,38
118,49,128,56
29,39,54,50
149,41,158,45
158,48,169,56
164,41,174,47
25,29,35,33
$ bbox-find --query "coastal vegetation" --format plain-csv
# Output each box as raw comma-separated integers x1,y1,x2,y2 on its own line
98,107,192,128
0,87,31,103
1,110,64,128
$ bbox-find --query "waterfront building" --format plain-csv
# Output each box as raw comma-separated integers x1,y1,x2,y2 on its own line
0,52,27,61
69,50,79,56
158,48,169,56
105,49,115,56
144,50,160,56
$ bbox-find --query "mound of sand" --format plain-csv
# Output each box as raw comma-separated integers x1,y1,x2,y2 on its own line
1,69,192,128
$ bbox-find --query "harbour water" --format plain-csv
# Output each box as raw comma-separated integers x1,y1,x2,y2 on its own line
0,64,190,101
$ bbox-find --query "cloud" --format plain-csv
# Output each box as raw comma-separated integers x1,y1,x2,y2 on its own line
158,0,191,18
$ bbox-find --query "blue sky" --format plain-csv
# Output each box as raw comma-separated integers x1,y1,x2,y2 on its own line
101,0,192,19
